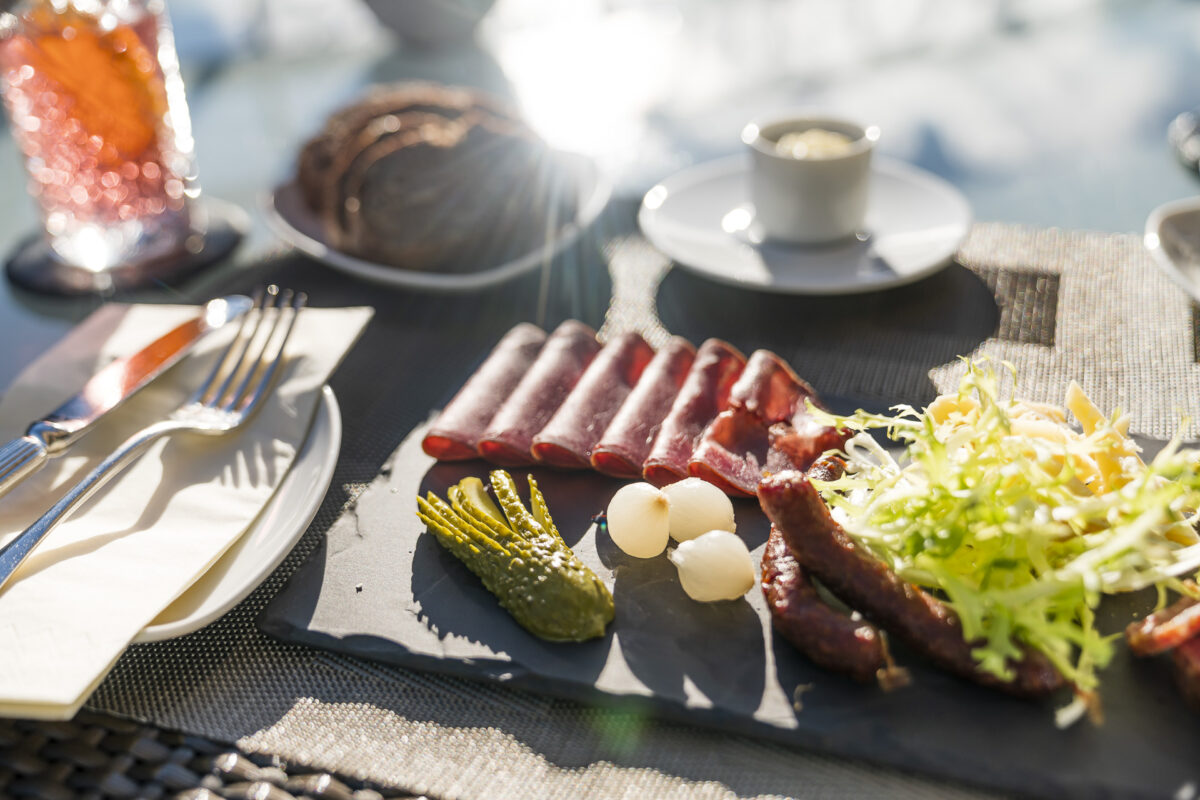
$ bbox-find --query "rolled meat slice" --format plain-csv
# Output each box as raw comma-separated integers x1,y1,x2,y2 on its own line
767,416,850,477
531,332,655,468
643,339,745,487
591,337,695,478
731,348,809,421
688,408,766,497
690,350,847,496
422,323,547,460
478,320,600,466
757,470,1066,697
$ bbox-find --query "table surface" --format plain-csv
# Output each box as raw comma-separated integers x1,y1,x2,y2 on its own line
2,1,1200,797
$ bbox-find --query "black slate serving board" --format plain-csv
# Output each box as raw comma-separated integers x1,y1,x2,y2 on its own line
260,415,1200,800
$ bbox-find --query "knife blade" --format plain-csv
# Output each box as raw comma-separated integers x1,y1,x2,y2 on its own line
0,294,254,499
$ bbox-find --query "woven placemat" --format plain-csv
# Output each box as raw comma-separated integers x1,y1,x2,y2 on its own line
0,710,425,800
74,215,1196,799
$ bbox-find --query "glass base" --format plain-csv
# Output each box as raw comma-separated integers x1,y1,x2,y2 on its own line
5,199,246,296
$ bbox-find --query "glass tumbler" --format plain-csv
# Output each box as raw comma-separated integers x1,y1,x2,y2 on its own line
0,0,239,294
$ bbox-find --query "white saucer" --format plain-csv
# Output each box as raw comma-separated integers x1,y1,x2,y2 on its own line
134,386,341,642
638,155,972,295
264,151,611,293
1145,196,1200,303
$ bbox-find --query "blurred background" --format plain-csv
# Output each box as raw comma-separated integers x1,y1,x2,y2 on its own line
149,0,1200,236
5,0,1200,263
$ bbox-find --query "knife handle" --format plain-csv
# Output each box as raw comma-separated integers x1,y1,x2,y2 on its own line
0,436,48,499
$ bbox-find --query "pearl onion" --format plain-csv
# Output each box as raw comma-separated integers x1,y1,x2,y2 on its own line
668,530,755,602
606,482,670,558
662,477,736,542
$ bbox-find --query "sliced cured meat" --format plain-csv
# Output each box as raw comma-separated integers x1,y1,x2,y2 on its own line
688,408,766,497
532,332,655,469
766,418,849,476
757,471,1066,697
422,323,547,461
1127,590,1200,656
1173,636,1200,711
643,339,745,487
731,348,811,422
427,322,843,488
761,524,891,684
478,320,600,466
592,338,695,479
690,350,847,496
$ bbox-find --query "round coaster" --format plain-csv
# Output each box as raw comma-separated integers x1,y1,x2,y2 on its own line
5,198,247,296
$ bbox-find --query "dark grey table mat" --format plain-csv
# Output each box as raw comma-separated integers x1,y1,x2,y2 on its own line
84,212,1200,799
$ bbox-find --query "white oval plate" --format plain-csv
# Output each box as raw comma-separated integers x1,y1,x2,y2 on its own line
1145,195,1200,303
134,386,341,642
264,151,611,292
638,155,972,295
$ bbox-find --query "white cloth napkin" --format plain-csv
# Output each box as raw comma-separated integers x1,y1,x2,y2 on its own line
0,300,372,719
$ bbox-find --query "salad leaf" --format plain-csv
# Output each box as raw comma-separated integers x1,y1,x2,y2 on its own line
809,360,1200,698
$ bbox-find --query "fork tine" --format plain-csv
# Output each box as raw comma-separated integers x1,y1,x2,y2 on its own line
190,286,267,406
225,287,292,411
207,286,277,407
230,289,306,415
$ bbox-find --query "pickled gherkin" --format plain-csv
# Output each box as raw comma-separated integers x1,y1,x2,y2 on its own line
416,470,614,641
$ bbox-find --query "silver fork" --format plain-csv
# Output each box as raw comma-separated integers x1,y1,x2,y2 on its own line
0,285,306,592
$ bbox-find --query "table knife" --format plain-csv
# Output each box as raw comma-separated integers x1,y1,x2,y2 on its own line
0,294,254,499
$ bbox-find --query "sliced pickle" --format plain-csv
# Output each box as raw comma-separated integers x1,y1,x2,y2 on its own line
415,470,614,642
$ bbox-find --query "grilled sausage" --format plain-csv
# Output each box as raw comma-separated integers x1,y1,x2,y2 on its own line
762,524,896,684
1126,591,1200,656
757,470,1066,697
1173,636,1200,712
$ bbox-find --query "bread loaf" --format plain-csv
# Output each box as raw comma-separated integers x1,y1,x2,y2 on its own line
296,82,579,273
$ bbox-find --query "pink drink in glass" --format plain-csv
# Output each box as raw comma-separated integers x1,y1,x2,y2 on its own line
0,0,197,273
